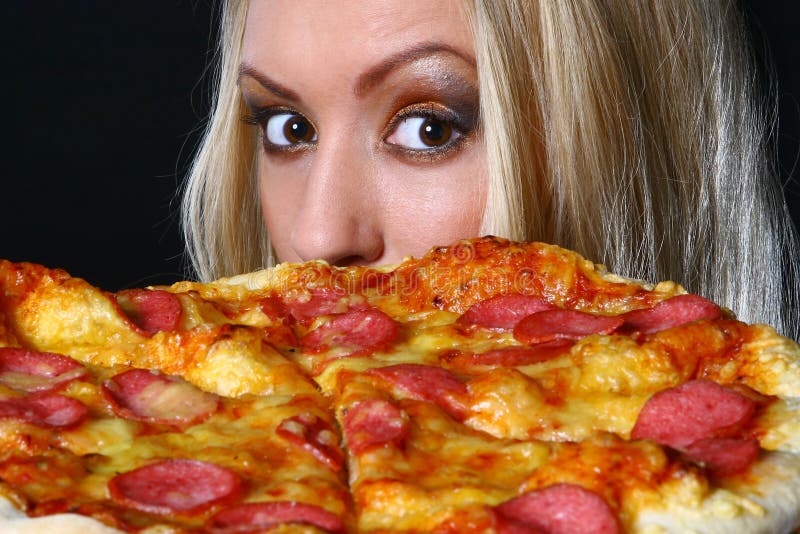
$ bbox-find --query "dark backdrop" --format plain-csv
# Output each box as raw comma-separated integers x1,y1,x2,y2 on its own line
2,2,799,291
2,2,215,290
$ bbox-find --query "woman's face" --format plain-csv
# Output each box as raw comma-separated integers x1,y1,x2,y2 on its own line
240,0,487,266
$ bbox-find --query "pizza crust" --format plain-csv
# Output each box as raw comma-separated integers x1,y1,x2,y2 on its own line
634,451,800,533
0,498,122,534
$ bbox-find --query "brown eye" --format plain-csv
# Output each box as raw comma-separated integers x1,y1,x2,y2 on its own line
419,119,452,147
284,116,315,143
265,113,317,146
386,116,461,150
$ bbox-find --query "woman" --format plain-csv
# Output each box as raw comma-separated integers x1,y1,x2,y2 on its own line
182,0,799,339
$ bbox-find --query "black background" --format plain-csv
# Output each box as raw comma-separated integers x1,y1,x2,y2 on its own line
2,2,799,291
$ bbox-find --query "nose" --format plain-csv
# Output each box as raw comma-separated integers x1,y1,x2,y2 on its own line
289,136,384,266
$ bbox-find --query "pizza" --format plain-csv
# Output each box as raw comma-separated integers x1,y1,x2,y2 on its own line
0,236,798,533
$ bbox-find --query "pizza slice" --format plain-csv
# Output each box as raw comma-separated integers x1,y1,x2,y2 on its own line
326,355,800,532
0,260,313,398
0,262,354,532
0,346,351,532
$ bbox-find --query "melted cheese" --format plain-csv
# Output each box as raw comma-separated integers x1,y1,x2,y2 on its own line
15,278,144,350
340,383,549,532
0,375,350,531
571,335,683,394
184,329,317,397
736,325,800,397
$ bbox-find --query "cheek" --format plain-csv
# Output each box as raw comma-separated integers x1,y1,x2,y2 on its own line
379,142,487,255
258,157,304,260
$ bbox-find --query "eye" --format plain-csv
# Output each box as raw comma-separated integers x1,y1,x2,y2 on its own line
385,116,461,150
265,113,317,146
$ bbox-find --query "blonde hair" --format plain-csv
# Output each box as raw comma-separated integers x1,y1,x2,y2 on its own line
182,0,799,338
182,0,267,281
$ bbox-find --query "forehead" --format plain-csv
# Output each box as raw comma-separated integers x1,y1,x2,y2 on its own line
241,0,474,77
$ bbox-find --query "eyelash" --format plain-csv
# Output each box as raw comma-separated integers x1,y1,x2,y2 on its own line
383,104,472,160
241,106,313,153
241,104,474,160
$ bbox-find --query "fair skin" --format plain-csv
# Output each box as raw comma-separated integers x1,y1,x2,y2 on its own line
239,0,487,266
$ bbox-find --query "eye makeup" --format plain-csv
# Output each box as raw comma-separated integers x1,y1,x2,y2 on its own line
236,51,481,163
241,104,318,154
377,62,481,163
383,101,476,162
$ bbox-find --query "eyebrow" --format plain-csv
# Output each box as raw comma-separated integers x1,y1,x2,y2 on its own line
238,63,301,102
238,42,475,102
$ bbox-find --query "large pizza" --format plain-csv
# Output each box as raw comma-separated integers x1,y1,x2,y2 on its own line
0,236,798,533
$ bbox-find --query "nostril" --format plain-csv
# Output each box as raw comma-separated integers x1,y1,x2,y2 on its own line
327,239,384,267
332,255,375,267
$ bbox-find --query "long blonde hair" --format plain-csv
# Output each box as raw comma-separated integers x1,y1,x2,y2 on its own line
182,0,799,338
182,0,267,281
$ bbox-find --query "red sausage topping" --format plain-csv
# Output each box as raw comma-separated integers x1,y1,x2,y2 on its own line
284,288,349,323
464,341,574,367
495,484,619,534
343,399,408,455
514,310,624,345
683,437,761,477
259,295,289,321
458,294,555,330
108,459,242,515
621,294,721,334
368,364,468,421
630,380,756,449
494,516,545,534
0,393,88,428
301,309,398,355
0,348,86,393
207,501,345,533
276,412,344,471
117,289,183,335
103,369,219,427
